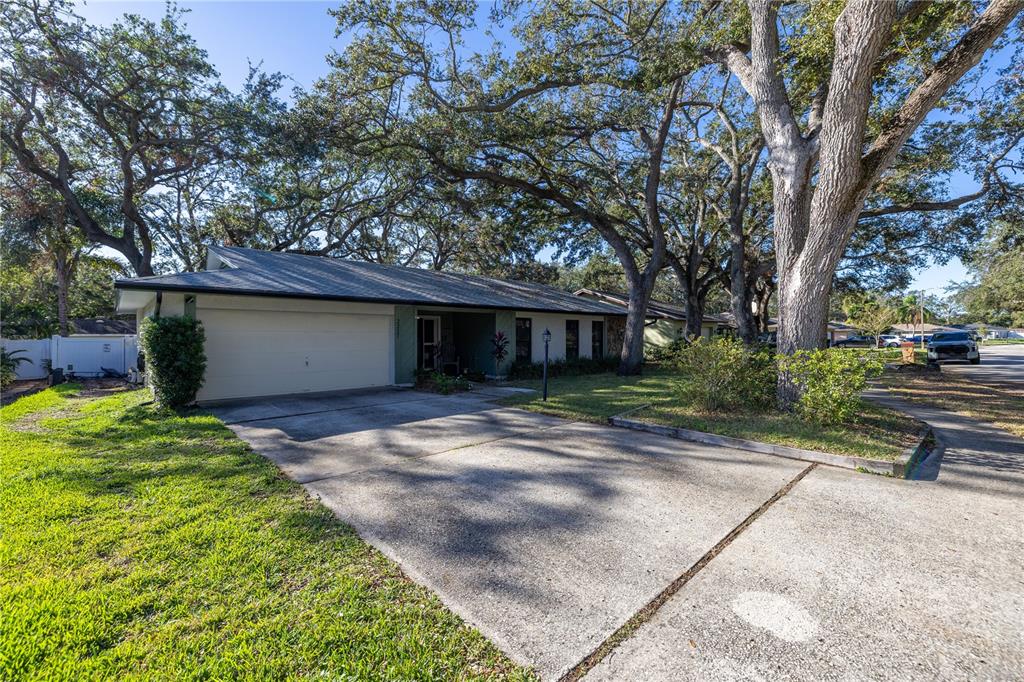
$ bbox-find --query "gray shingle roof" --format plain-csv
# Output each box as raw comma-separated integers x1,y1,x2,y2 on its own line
573,289,731,323
115,246,625,315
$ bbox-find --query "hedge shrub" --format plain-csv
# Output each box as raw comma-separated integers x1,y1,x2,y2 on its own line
139,316,206,408
414,369,472,395
672,337,775,412
644,338,688,363
779,348,883,424
507,355,619,380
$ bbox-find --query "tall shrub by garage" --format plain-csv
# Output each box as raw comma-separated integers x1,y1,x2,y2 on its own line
139,316,206,408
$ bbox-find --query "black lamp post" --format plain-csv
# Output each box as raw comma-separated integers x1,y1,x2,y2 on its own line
542,328,551,401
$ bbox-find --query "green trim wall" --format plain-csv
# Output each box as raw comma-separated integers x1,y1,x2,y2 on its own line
394,305,417,384
494,310,515,376
394,306,541,381
452,312,494,375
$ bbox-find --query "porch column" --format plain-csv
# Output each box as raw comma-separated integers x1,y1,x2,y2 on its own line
394,305,417,384
494,310,516,376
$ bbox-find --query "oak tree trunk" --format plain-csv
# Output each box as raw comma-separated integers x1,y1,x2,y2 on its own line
728,246,759,346
684,291,706,341
618,273,656,375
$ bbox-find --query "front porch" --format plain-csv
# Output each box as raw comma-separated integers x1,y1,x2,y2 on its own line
416,309,498,377
395,305,515,384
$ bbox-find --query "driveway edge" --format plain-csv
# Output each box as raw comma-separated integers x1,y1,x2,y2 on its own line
608,409,932,478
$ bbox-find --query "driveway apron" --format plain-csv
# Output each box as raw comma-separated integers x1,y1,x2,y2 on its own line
214,388,806,678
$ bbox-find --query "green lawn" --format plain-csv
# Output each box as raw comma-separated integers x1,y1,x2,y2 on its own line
501,370,920,461
0,386,531,680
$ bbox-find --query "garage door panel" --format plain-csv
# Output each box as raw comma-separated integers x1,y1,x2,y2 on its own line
197,309,391,401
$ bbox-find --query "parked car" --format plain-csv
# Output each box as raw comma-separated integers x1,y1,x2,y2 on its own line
832,335,874,348
878,334,902,348
927,331,980,365
901,334,933,345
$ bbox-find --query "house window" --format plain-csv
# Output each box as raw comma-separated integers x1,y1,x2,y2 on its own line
592,321,604,358
566,320,579,360
184,295,196,318
516,318,532,363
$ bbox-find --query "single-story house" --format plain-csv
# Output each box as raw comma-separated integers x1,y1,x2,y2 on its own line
115,246,626,403
572,289,729,345
963,323,1023,339
825,321,858,344
720,315,858,344
890,323,958,335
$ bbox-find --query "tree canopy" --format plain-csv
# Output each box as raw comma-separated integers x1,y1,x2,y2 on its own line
2,0,1021,358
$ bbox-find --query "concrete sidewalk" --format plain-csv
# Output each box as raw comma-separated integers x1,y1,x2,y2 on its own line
588,394,1024,681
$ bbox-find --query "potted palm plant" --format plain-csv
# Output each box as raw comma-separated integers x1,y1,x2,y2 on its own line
491,331,509,380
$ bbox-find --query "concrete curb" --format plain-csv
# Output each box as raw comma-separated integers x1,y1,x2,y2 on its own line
607,406,933,478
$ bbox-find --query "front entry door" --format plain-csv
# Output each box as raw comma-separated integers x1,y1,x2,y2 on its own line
417,316,441,370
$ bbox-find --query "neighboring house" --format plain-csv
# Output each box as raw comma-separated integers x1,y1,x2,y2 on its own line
890,323,959,335
720,315,857,345
572,289,729,345
114,246,626,403
963,323,1022,339
826,321,858,344
70,317,137,335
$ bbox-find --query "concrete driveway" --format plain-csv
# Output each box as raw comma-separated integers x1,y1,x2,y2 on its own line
213,386,1024,681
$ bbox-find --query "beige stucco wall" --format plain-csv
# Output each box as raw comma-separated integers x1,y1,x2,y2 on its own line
644,319,683,346
514,312,609,362
138,293,396,402
644,319,716,346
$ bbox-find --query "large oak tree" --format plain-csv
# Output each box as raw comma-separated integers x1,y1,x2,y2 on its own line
708,0,1022,402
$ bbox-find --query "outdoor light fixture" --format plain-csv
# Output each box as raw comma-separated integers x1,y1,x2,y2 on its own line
542,328,551,401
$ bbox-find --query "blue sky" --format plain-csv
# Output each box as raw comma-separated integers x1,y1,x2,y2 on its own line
76,0,981,291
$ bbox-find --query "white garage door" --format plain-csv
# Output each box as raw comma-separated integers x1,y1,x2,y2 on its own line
197,308,392,402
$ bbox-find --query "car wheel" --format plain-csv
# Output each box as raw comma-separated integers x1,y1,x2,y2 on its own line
970,357,980,365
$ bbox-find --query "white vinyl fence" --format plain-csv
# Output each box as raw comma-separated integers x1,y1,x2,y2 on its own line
2,335,139,380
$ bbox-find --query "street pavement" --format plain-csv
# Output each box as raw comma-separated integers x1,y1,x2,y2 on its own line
942,343,1024,391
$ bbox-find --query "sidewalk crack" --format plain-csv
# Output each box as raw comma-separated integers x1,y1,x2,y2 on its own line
560,462,818,682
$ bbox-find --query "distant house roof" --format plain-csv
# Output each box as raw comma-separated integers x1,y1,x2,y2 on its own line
891,322,958,333
71,318,136,335
716,313,856,333
572,289,731,324
115,246,625,315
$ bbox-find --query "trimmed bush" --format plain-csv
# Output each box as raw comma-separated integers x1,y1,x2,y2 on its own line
507,355,619,380
1,348,33,390
644,338,687,363
139,316,206,408
414,369,471,395
672,337,775,412
780,349,883,425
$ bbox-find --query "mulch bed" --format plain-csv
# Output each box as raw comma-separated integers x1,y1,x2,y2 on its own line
1,379,49,406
